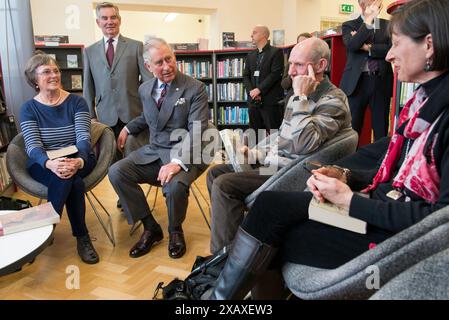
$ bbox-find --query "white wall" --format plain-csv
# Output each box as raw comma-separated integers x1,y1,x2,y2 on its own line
93,11,211,45
30,0,398,48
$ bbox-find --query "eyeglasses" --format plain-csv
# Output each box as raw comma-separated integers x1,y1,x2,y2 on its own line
37,69,60,77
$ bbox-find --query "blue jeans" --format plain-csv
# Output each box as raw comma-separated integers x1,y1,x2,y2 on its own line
28,153,96,237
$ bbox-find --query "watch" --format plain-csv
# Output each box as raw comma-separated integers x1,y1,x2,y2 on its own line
329,165,351,183
293,94,307,102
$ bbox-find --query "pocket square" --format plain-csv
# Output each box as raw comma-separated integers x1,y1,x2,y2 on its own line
175,98,186,106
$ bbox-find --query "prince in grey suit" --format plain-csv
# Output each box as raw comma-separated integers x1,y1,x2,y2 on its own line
83,2,152,137
108,38,209,259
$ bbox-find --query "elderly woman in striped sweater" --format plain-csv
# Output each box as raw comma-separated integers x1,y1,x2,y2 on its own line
20,51,99,264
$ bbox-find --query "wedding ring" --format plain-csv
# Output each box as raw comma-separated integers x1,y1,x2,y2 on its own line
168,172,174,176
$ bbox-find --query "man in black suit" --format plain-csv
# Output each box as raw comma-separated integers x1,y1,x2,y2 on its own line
243,25,284,132
340,0,393,141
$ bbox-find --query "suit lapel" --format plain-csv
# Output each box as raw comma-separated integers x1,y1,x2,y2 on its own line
111,35,128,72
157,73,185,131
97,39,110,69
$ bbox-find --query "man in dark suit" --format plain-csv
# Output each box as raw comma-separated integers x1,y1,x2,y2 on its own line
243,25,284,132
83,2,152,140
340,0,393,141
108,38,209,260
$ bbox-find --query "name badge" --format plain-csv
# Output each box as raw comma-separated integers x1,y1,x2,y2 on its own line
386,189,404,201
254,71,260,77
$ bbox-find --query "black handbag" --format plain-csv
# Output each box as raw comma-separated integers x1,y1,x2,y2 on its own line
153,246,229,300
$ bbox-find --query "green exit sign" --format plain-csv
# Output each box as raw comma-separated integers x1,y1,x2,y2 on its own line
340,4,354,14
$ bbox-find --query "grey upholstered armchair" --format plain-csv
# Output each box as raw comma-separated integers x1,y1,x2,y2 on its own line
370,246,449,300
245,128,359,208
282,200,449,300
6,122,117,246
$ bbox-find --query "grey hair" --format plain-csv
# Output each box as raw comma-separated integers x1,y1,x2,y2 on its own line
24,50,59,92
96,2,120,19
143,37,172,64
309,38,331,64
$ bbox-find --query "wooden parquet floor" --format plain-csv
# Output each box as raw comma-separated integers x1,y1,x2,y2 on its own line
0,172,212,300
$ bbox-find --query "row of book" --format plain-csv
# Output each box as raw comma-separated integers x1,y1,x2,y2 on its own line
177,60,213,79
204,84,213,102
217,58,245,78
217,106,250,125
217,82,248,102
0,152,12,194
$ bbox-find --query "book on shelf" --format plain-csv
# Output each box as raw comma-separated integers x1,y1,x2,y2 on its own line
46,145,78,160
171,43,199,51
0,202,60,236
218,106,249,125
0,153,11,193
222,32,235,49
34,35,69,45
217,58,245,78
66,54,79,68
219,129,253,173
272,29,285,46
308,197,367,234
217,83,247,101
71,75,82,90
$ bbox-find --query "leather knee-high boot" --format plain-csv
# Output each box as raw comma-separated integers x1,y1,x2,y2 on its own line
209,227,278,300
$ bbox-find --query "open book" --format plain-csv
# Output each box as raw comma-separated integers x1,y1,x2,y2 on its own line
308,197,367,234
219,129,253,173
0,203,60,236
46,145,78,160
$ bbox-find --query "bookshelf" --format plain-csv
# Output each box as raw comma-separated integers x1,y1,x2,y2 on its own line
175,48,253,128
0,56,16,195
35,44,84,95
174,50,215,123
215,49,252,127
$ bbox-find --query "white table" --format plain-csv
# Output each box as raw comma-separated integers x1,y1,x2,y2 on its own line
0,210,54,277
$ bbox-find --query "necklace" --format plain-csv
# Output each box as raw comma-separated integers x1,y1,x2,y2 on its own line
39,89,62,106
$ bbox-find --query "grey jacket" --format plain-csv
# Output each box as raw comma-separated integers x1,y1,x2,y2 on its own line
126,72,209,170
255,76,352,168
83,35,152,126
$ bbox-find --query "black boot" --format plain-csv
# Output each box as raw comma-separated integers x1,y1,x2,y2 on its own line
209,227,278,300
77,235,100,264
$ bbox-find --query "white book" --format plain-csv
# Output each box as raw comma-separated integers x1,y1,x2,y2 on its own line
66,54,78,68
46,145,78,160
308,197,367,234
0,203,60,236
219,129,252,173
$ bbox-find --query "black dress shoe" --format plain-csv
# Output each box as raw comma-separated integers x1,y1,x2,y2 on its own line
130,228,163,258
168,231,186,259
77,235,100,264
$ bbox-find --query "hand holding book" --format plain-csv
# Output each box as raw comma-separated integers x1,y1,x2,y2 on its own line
306,172,354,211
306,172,367,234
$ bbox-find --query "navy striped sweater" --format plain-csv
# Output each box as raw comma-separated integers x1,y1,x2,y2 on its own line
20,94,91,168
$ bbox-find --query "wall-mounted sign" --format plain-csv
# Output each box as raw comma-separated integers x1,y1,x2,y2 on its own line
340,4,354,14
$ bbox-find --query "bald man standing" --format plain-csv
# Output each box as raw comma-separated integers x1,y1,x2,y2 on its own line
243,25,285,132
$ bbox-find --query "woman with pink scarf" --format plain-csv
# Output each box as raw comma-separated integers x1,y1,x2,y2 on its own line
207,0,449,300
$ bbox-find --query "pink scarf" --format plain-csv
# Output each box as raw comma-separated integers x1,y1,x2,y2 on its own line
363,87,441,203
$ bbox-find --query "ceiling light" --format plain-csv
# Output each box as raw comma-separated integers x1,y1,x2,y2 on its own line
164,13,179,23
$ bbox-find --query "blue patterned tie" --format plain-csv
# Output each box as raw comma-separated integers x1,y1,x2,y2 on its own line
157,84,168,109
